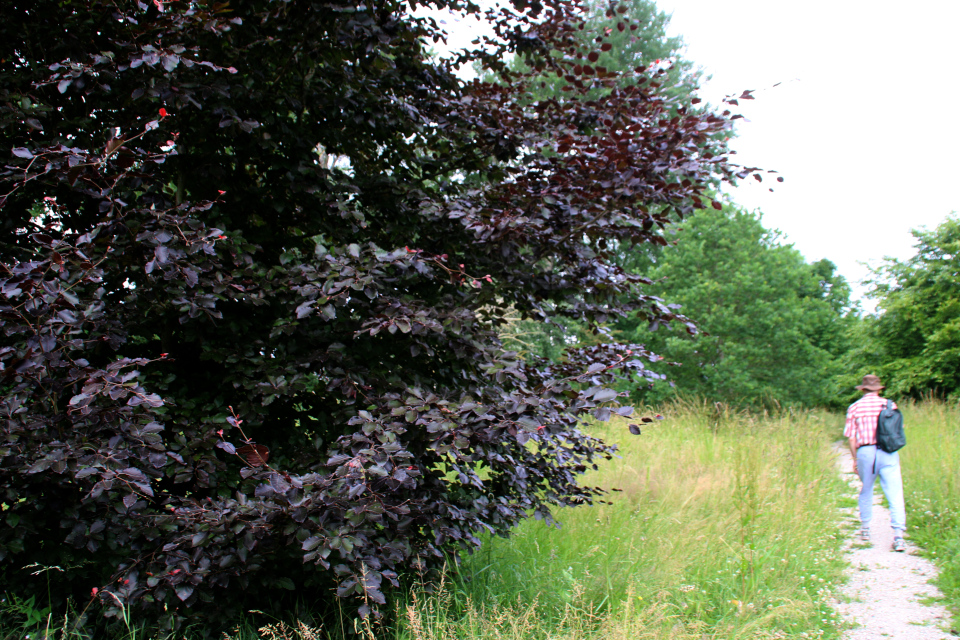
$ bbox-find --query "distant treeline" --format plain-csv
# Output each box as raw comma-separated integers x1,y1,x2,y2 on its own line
495,0,959,410
504,208,960,410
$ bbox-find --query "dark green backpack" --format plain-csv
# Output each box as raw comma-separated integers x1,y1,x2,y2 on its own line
876,399,906,453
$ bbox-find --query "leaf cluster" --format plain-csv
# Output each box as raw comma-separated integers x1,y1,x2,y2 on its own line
0,0,745,632
847,214,960,399
614,206,856,409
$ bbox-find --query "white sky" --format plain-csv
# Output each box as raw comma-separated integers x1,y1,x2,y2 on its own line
426,1,960,307
653,0,960,306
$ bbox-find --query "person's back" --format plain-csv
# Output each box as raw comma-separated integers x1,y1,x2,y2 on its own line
844,374,906,552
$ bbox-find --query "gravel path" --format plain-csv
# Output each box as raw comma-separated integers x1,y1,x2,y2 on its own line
834,445,955,639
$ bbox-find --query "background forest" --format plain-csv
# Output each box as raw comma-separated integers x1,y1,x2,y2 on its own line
1,0,957,638
499,0,959,410
512,203,960,410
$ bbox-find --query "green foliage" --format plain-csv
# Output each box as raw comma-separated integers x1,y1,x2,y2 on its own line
398,406,850,640
899,400,960,619
850,214,960,398
2,593,52,635
0,0,748,633
615,206,855,407
580,0,704,102
512,0,703,105
497,0,715,361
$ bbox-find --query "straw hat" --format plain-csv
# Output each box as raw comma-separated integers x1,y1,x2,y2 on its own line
855,374,885,391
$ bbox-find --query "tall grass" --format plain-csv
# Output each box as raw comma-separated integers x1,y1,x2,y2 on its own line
398,400,850,640
899,398,960,617
2,402,853,640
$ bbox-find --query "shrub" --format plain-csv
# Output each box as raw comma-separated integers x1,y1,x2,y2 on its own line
1,0,744,631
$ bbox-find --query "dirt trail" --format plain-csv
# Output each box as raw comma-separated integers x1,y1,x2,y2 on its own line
834,445,955,639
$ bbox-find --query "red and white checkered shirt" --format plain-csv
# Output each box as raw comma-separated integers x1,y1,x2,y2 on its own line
844,392,897,447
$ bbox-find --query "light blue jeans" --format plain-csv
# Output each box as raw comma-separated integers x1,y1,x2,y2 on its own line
856,445,906,534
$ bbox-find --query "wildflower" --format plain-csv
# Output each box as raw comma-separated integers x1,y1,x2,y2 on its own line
159,108,168,117
160,352,168,357
217,429,223,437
91,587,99,597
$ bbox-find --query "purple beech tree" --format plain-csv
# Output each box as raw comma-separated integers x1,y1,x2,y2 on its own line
0,0,755,631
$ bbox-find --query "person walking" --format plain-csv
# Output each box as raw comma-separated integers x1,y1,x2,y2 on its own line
844,374,907,552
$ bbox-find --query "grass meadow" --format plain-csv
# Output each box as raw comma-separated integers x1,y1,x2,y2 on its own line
395,401,850,640
6,400,958,640
899,399,960,619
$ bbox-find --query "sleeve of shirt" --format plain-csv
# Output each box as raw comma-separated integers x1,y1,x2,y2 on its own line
843,405,856,439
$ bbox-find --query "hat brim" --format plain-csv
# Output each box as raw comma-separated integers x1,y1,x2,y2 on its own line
855,384,885,391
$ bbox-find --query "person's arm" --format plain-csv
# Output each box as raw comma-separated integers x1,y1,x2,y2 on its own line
844,404,858,475
848,436,859,475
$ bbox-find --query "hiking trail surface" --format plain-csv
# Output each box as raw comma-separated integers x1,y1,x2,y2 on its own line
834,445,956,639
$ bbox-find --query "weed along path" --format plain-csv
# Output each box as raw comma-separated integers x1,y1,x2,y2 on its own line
834,446,954,639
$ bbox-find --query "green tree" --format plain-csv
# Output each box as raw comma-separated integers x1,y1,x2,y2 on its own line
500,0,712,359
510,0,702,100
0,0,746,631
615,206,855,407
849,214,960,398
580,0,703,100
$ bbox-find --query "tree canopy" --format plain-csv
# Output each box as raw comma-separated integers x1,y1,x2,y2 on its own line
499,0,721,362
0,0,748,631
845,214,960,399
614,206,855,408
512,0,704,102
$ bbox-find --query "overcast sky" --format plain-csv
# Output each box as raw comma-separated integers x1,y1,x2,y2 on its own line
427,0,960,308
653,0,960,306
